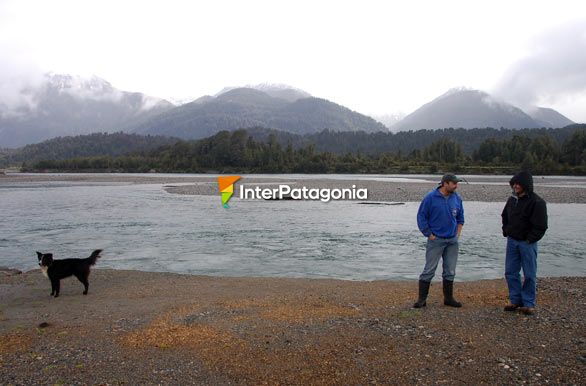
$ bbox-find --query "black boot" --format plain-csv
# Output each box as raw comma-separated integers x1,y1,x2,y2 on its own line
443,279,462,308
413,280,431,308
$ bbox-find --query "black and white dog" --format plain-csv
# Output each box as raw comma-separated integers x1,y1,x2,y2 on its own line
37,249,102,297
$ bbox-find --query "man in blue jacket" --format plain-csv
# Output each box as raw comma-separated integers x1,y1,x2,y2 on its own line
414,174,465,308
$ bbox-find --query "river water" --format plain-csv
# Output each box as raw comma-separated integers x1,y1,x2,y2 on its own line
1,178,584,281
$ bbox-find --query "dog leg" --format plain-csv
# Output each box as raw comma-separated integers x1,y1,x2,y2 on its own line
78,271,89,294
53,280,60,297
75,273,89,295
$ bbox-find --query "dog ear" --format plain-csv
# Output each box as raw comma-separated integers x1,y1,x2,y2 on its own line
36,252,43,260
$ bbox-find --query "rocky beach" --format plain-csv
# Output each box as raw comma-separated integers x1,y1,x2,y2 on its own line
0,269,584,385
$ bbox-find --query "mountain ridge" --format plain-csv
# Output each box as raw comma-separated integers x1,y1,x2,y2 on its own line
131,87,388,139
0,76,577,148
528,107,575,128
391,88,574,131
0,73,174,147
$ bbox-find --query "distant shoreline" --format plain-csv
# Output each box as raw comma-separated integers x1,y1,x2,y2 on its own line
2,172,586,203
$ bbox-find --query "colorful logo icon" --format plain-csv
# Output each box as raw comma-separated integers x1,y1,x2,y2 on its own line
218,176,241,208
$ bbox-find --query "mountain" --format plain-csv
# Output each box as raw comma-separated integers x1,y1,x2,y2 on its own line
527,107,574,128
131,87,388,139
392,88,541,131
0,73,174,148
216,83,311,102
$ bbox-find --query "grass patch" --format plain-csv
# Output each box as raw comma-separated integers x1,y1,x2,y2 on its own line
43,365,57,374
398,309,422,318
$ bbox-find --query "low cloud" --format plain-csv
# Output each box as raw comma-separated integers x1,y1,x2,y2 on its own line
0,46,46,115
0,42,132,117
493,19,586,110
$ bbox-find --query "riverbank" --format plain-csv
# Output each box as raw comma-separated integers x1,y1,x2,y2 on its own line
0,269,584,385
2,173,586,203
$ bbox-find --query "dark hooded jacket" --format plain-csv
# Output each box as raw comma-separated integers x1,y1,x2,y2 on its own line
501,171,548,243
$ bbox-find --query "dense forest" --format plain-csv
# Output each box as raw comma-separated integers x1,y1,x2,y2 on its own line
0,132,178,166
267,125,585,155
17,125,586,175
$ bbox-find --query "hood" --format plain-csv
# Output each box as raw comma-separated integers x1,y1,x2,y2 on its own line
509,171,534,194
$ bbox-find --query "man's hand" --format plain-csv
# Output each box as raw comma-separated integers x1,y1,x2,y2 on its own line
429,234,436,241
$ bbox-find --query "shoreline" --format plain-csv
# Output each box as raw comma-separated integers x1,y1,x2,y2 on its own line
3,172,586,203
2,266,586,283
1,268,584,384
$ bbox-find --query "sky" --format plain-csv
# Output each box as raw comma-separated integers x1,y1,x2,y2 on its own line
1,0,585,122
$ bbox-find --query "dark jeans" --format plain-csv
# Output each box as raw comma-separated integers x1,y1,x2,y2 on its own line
505,237,538,307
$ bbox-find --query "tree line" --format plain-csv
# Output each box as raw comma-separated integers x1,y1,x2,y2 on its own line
265,125,584,156
22,127,586,175
1,132,177,166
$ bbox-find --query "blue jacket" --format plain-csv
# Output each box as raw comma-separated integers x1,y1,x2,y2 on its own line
417,187,464,238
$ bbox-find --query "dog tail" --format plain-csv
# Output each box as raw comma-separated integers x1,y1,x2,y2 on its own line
87,249,103,265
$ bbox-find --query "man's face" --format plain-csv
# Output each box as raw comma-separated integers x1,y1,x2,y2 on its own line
444,181,458,193
513,182,525,195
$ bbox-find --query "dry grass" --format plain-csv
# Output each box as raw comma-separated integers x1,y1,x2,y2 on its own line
219,296,360,323
0,332,32,354
120,297,377,384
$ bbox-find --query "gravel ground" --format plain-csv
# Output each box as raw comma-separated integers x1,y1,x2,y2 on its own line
1,269,584,385
2,173,586,203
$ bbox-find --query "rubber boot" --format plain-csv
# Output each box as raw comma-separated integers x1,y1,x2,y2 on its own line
443,279,462,308
413,280,431,308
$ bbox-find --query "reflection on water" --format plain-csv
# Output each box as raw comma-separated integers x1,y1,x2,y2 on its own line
0,182,584,281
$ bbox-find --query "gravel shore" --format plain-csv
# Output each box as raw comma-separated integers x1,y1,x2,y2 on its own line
2,173,586,203
0,269,584,385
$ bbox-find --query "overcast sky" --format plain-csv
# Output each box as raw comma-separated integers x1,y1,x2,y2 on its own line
1,0,585,121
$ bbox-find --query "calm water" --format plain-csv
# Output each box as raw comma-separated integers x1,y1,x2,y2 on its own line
1,180,584,281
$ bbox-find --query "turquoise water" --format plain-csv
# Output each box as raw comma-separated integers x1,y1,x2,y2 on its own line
0,181,584,280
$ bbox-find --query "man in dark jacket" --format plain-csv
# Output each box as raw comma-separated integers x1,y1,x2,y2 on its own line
502,171,548,315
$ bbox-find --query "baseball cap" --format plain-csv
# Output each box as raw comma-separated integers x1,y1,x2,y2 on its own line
440,174,463,184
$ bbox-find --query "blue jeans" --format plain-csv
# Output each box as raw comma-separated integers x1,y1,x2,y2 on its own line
505,237,538,307
419,236,459,282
